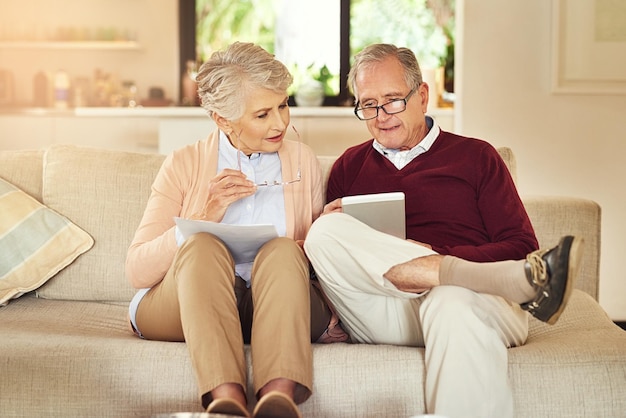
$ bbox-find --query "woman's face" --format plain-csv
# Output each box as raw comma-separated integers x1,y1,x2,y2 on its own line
223,87,291,155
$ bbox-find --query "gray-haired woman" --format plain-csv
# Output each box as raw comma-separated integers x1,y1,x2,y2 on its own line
125,42,346,418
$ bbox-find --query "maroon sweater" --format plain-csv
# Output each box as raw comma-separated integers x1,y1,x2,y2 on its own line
327,130,538,262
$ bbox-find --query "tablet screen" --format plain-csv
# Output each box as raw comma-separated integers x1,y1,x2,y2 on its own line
341,192,406,239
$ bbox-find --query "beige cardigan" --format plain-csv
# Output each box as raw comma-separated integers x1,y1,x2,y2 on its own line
125,130,324,289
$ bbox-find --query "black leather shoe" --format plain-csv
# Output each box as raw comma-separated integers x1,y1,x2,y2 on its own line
521,235,584,325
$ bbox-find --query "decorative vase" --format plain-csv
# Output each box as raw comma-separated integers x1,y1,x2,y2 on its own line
295,79,325,107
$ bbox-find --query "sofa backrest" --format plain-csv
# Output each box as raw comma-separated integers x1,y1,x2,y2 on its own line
0,144,598,303
0,149,45,202
33,145,165,302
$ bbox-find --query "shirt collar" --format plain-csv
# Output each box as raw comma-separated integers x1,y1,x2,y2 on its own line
219,130,262,165
372,116,440,169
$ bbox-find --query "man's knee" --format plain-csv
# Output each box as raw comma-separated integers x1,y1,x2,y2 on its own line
420,286,482,323
305,213,351,252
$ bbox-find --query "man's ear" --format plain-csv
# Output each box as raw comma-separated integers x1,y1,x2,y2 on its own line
418,83,429,113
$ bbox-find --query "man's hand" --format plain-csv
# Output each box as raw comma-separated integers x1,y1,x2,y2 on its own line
383,255,443,293
321,198,343,215
406,238,432,250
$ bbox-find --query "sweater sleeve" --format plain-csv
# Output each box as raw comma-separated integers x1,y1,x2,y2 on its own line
432,145,538,262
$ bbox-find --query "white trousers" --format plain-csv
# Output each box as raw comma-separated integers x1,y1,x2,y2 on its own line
304,213,529,418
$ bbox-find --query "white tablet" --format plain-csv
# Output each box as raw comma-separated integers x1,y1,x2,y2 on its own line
341,192,406,239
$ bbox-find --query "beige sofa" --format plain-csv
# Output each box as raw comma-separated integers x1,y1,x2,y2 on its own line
1,144,625,418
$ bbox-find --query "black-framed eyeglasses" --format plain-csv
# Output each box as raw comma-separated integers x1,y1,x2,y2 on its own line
354,87,417,121
235,125,301,187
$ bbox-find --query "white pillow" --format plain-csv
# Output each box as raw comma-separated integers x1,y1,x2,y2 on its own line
0,177,94,306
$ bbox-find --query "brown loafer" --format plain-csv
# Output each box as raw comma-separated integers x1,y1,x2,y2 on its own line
207,397,250,417
253,391,301,418
521,235,584,325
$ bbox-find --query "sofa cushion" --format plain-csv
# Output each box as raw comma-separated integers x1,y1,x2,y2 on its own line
0,177,94,306
36,145,165,302
1,290,625,417
0,149,44,202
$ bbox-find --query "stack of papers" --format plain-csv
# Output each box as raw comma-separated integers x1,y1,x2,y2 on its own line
174,217,278,264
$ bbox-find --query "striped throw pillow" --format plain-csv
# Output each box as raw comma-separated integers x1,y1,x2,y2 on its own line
0,178,94,306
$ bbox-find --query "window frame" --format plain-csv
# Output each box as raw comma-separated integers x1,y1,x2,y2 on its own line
178,0,352,106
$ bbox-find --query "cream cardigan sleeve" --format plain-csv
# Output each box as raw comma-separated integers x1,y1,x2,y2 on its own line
125,133,220,289
279,140,324,241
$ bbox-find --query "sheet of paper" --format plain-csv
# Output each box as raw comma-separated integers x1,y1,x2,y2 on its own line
174,217,278,264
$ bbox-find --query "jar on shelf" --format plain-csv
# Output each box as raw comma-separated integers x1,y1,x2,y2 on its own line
181,60,199,106
53,70,71,109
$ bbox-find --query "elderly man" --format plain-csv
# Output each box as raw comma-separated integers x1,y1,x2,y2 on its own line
304,43,582,418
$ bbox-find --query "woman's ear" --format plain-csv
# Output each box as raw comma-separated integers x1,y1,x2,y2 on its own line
212,113,231,133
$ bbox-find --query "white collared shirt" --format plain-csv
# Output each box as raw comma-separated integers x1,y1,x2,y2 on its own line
176,131,287,284
372,116,440,170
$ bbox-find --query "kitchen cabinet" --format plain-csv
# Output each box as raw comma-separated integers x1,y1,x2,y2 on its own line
0,41,140,50
0,107,455,156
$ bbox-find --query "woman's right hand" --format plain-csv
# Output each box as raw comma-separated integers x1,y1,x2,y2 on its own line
191,168,256,222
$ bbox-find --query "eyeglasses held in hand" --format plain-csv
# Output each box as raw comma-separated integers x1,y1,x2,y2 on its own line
235,125,302,187
354,88,417,121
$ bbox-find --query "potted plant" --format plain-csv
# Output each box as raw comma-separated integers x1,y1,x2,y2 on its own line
294,64,333,107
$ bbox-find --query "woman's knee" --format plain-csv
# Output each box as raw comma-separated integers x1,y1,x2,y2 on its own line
257,236,305,261
181,232,227,254
176,233,234,265
174,233,236,286
253,238,309,289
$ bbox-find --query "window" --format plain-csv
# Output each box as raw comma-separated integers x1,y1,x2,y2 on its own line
179,0,455,106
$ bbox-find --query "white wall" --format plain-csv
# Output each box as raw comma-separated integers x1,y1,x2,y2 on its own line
457,0,626,320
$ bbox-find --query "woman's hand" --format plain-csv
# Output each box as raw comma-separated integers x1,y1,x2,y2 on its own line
321,198,343,215
191,169,256,222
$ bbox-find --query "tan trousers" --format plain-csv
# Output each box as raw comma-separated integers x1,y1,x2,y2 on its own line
135,233,329,406
304,213,529,418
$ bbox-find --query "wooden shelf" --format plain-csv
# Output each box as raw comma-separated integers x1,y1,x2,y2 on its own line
0,41,140,50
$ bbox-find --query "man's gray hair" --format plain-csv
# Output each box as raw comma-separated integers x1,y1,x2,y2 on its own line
348,44,423,100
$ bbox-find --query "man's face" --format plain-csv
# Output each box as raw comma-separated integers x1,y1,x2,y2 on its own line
355,56,429,150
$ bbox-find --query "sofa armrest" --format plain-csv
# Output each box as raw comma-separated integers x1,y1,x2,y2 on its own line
522,196,601,300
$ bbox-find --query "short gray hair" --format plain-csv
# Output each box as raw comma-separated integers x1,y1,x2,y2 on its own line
196,42,293,121
347,44,422,100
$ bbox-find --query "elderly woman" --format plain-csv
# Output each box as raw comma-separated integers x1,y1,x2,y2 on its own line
125,42,342,418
